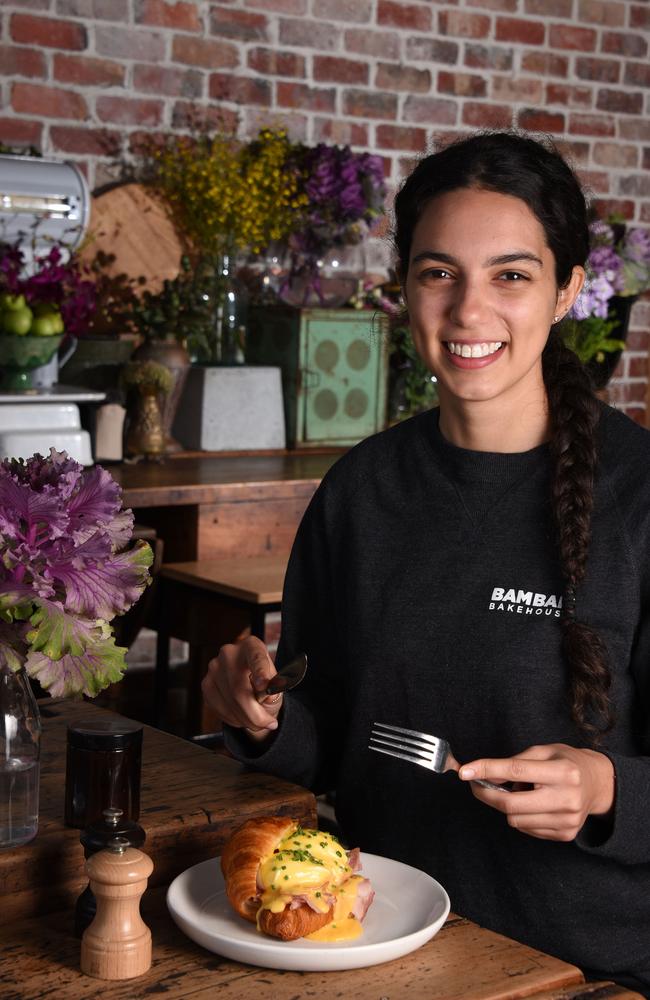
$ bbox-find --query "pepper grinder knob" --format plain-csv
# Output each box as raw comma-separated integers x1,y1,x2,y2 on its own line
103,807,123,827
80,843,154,980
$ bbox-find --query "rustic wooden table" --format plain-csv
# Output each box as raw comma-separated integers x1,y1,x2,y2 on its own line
0,702,643,1000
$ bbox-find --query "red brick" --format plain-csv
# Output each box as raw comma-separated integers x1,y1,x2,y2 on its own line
619,119,650,141
378,1,431,31
279,17,340,49
170,103,239,132
134,0,200,30
439,10,490,37
630,5,650,29
439,70,487,97
6,0,51,8
50,125,121,156
569,113,616,136
345,29,399,60
607,381,647,405
133,65,203,98
465,43,513,70
625,62,650,89
628,355,648,378
403,95,458,124
575,57,620,83
276,81,336,112
95,25,165,61
376,62,430,92
316,0,373,20
376,124,428,151
495,16,544,44
343,88,398,120
521,51,568,77
596,89,643,114
57,1,129,21
0,45,46,79
12,82,88,120
462,102,513,128
554,139,591,165
10,13,87,50
601,31,647,58
96,96,163,126
619,175,650,198
314,56,369,85
624,325,649,349
577,0,625,25
645,148,650,171
172,35,239,69
313,118,368,145
245,107,307,141
546,83,592,107
491,76,542,102
578,169,610,194
549,24,597,51
0,117,42,148
525,0,571,13
53,54,125,88
593,141,639,168
594,199,634,222
243,0,306,11
209,6,269,41
517,108,565,132
407,37,459,63
209,73,272,106
466,0,515,9
639,205,650,226
247,47,305,77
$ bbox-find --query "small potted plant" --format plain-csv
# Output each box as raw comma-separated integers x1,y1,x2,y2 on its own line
121,359,172,460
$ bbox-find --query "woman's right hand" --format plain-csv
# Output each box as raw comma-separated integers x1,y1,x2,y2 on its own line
201,635,283,741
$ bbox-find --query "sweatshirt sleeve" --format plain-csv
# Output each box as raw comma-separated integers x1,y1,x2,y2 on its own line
223,474,348,794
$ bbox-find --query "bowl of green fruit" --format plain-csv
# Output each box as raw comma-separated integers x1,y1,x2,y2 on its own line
0,294,66,389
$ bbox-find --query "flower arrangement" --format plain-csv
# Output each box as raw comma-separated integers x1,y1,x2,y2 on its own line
0,449,152,698
563,219,650,369
0,242,97,339
143,127,306,257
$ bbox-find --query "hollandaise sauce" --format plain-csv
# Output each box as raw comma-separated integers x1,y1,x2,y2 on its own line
306,876,364,942
256,827,357,936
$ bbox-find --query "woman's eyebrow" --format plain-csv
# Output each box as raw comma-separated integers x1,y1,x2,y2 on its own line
411,250,544,268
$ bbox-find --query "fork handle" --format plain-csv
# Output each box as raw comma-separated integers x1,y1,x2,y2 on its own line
473,778,511,792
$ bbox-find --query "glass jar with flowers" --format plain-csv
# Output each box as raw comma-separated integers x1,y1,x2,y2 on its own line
140,127,306,364
0,448,152,847
561,218,650,388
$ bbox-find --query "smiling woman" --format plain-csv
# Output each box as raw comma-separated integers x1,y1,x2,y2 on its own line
203,132,650,999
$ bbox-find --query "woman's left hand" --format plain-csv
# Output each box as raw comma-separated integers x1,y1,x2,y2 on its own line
458,744,616,842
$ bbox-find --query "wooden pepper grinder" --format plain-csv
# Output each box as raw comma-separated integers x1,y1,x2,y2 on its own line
81,835,154,980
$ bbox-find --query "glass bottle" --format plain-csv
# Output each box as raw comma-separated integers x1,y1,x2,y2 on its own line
0,664,41,849
213,253,247,365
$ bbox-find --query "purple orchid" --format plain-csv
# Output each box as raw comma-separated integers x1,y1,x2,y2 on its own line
571,219,650,321
0,449,152,698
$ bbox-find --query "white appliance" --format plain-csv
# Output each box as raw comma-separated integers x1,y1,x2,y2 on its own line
0,389,105,466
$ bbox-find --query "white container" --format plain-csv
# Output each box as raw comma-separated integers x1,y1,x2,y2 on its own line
173,366,286,451
0,402,93,465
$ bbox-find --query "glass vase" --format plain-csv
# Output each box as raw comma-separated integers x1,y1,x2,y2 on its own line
1,665,41,849
210,254,248,365
277,243,366,309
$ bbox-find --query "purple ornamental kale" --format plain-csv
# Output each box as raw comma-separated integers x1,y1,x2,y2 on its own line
0,449,152,697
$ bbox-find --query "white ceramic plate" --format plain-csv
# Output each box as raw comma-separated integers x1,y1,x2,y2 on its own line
166,852,450,972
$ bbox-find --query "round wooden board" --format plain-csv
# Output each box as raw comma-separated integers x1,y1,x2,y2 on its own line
79,183,186,292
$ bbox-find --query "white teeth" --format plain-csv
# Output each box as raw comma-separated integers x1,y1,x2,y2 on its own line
447,341,503,357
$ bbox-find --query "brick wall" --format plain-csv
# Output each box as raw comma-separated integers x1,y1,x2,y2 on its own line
1,0,649,419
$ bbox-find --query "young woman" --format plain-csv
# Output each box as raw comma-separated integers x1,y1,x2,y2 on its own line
202,132,650,995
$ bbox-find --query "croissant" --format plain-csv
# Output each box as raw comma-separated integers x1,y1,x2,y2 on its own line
220,816,374,941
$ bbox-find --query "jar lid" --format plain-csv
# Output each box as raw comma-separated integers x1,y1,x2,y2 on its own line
67,717,143,751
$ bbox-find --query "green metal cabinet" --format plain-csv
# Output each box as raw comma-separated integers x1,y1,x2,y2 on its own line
246,306,389,448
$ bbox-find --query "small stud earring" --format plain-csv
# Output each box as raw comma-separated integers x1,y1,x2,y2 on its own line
553,314,561,323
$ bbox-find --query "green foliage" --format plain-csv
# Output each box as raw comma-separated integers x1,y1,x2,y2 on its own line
129,254,216,348
388,323,438,422
561,315,626,365
121,359,173,394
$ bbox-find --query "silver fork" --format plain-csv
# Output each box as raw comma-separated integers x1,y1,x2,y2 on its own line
369,722,511,792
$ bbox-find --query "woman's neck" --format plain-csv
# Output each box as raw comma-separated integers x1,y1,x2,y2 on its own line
437,383,551,454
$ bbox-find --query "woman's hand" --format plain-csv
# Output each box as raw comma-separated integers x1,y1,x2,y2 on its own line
201,636,283,742
458,744,616,841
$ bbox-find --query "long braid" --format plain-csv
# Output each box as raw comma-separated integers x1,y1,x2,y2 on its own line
543,329,614,739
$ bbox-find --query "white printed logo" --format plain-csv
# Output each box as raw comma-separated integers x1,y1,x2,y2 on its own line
488,587,562,619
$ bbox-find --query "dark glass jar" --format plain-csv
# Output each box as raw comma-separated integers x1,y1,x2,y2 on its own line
64,717,143,829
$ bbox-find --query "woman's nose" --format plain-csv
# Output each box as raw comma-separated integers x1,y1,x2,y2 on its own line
448,279,488,328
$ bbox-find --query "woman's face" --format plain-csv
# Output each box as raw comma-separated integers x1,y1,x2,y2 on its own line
403,187,584,409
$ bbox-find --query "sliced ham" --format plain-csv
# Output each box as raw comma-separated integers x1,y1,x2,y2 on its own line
347,847,361,872
350,878,375,922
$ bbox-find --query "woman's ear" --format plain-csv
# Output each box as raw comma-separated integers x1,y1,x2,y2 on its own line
556,265,586,319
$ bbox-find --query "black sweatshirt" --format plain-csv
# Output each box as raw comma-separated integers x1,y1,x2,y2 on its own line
226,403,650,994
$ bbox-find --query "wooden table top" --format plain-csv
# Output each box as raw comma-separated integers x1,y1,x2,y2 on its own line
161,555,288,604
111,452,341,508
1,698,316,926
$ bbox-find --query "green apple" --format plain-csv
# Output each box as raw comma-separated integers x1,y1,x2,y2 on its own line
1,306,33,335
33,303,64,334
0,293,27,312
30,313,59,336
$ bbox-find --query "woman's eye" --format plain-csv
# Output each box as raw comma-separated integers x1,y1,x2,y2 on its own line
499,271,529,282
420,267,453,280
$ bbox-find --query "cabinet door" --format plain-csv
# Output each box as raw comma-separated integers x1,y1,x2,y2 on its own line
302,314,386,444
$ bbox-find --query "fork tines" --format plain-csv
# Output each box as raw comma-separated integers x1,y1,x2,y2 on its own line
369,722,442,771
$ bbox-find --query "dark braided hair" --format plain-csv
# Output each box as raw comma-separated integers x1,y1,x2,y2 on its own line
393,131,614,739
